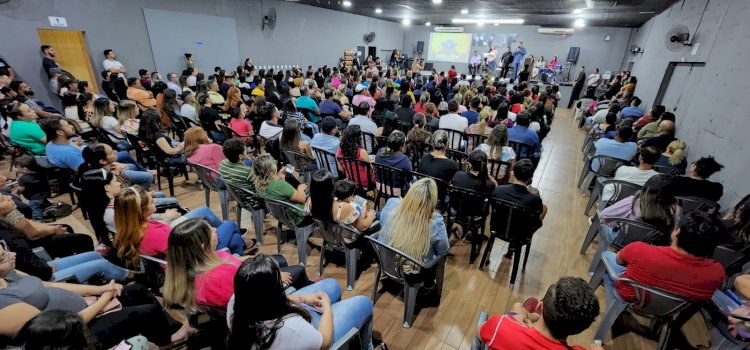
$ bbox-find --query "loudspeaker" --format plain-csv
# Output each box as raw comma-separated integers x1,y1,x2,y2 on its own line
416,41,424,54
567,47,580,63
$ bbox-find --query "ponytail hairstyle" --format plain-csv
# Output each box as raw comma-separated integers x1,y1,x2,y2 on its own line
413,113,426,129
726,194,750,245
665,140,687,166
477,107,491,135
382,130,406,156
468,150,489,190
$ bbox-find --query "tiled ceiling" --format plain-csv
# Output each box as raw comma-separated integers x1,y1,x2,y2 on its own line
287,0,680,27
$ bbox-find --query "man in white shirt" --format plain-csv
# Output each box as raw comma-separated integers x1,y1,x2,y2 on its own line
102,49,126,78
166,73,181,95
180,91,197,122
585,67,601,97
439,100,469,149
186,68,198,88
601,146,660,202
258,102,283,141
347,101,379,136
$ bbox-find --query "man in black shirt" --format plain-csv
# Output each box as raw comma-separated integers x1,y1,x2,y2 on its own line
492,159,547,257
641,120,676,152
0,56,15,81
394,94,415,124
672,156,724,202
568,65,587,108
41,45,60,78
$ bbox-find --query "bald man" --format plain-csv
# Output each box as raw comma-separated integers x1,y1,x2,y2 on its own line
641,120,676,151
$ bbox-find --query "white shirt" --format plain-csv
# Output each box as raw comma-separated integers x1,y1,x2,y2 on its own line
438,113,469,149
101,116,123,142
226,297,322,350
529,121,541,133
166,81,181,96
259,121,283,141
601,166,659,202
103,59,125,78
508,111,517,122
180,104,197,122
586,73,601,87
187,75,197,87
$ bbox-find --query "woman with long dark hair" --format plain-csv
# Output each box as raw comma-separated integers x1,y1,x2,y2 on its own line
228,255,376,350
309,170,378,232
138,109,186,165
374,130,412,196
280,118,313,158
336,125,374,189
450,151,496,215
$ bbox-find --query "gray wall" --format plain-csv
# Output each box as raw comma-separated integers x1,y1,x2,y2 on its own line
0,0,404,103
403,24,631,77
624,0,748,207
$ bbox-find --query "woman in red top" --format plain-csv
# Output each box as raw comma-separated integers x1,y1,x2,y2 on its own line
336,125,375,190
184,127,225,172
227,104,254,139
163,219,310,310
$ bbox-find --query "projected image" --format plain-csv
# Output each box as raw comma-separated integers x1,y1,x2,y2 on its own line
427,33,472,62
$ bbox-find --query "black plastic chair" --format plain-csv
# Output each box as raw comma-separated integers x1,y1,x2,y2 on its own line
406,142,431,169
580,180,643,255
224,183,267,247
479,198,540,285
411,171,450,214
313,218,365,291
282,148,317,183
189,163,229,220
33,156,77,206
367,234,446,328
466,133,488,153
395,120,412,134
653,164,684,176
445,149,468,170
143,139,189,197
676,196,720,214
264,197,315,266
448,186,490,264
338,157,375,199
312,147,339,178
359,130,377,155
487,158,512,185
218,123,244,141
372,162,411,210
438,128,466,151
508,141,536,161
125,133,152,169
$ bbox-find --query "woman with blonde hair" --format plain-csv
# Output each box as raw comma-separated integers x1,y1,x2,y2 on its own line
476,125,516,183
378,178,449,272
656,139,687,172
465,106,492,152
414,92,430,114
117,99,140,135
91,97,127,148
253,154,309,226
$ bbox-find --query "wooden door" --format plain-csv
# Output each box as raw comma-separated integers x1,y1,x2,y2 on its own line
37,29,98,93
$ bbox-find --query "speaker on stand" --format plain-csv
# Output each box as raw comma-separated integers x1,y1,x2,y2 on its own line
416,41,424,57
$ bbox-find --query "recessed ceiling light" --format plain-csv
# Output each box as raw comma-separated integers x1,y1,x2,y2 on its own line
425,21,431,26
342,0,351,7
573,8,585,14
374,8,382,14
574,19,586,27
452,18,524,24
432,0,442,4
461,9,469,14
477,21,484,26
494,23,499,26
402,18,411,25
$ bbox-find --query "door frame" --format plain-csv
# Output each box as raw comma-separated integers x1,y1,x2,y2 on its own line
653,62,705,106
37,28,98,93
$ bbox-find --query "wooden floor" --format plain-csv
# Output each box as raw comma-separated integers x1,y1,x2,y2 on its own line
2,108,712,349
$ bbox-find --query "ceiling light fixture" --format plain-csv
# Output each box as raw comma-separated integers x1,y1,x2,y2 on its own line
477,21,484,26
375,8,382,14
425,21,431,26
574,19,586,27
342,0,351,7
432,0,442,4
573,8,585,14
402,18,411,25
461,9,469,14
452,18,524,25
494,23,499,26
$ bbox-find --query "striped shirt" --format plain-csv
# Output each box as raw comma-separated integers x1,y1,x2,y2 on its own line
219,159,262,209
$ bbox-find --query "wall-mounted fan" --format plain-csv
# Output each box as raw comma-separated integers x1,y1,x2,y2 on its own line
262,7,276,30
363,32,376,44
665,25,691,51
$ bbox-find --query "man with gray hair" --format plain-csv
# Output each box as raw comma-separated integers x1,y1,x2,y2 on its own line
166,72,181,96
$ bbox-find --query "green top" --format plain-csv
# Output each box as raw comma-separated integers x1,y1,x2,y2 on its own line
9,120,46,155
262,179,306,225
218,159,262,210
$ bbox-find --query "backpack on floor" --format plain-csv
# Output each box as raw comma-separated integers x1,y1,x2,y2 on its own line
42,202,73,221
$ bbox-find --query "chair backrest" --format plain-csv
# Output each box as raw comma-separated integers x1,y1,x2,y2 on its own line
224,182,263,211
296,107,315,122
189,162,222,192
264,136,282,163
449,185,489,221
489,197,540,244
264,197,306,229
396,120,412,133
487,158,512,185
366,234,437,283
406,142,431,169
676,196,720,214
619,278,693,317
312,147,338,177
218,123,243,140
180,115,200,129
653,164,683,176
372,162,410,198
508,141,535,160
445,149,468,170
712,244,750,276
312,218,361,251
339,157,375,192
438,128,466,151
466,133,488,153
600,180,642,208
124,133,151,166
360,131,377,154
589,155,626,177
412,171,450,211
282,148,315,172
608,218,663,250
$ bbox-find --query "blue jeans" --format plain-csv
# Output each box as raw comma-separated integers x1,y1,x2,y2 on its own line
180,206,223,227
49,251,129,282
116,151,146,171
124,165,154,189
152,192,179,206
293,279,374,350
514,61,521,78
602,251,627,303
488,60,496,71
28,193,48,220
173,206,245,254
117,139,130,151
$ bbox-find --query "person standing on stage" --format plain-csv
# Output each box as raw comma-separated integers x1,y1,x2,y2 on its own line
512,42,527,79
486,44,498,72
469,51,482,76
500,47,513,79
567,65,587,108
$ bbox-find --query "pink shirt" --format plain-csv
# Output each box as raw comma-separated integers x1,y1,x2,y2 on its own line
195,251,242,308
187,143,225,172
228,118,253,138
139,220,171,259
